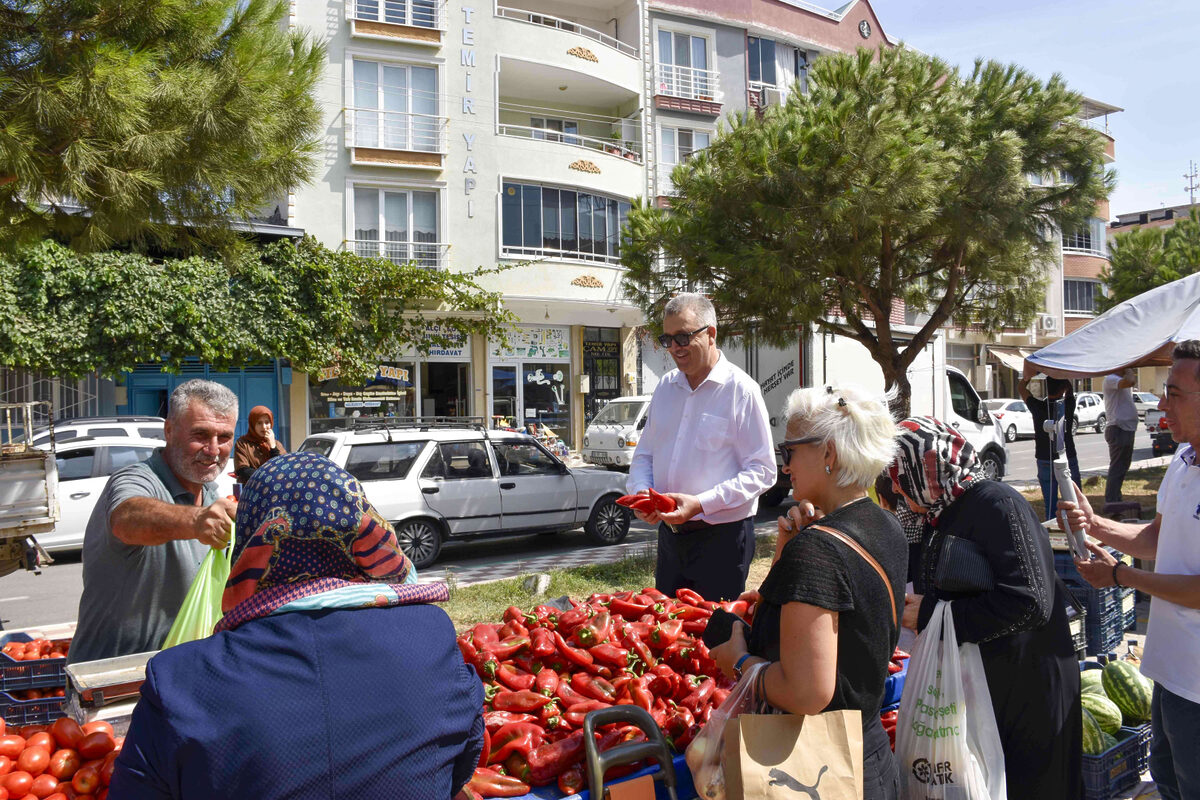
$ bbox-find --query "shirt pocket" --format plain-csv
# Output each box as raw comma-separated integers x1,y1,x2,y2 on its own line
695,412,731,452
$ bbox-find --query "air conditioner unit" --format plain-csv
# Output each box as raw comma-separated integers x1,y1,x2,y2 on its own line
1039,314,1059,332
761,86,783,106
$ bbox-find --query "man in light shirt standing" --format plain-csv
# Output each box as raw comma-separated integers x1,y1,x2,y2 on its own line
628,293,776,600
1103,367,1138,503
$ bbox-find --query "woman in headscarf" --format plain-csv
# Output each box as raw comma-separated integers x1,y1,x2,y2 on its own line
889,417,1080,800
110,451,484,800
233,405,286,484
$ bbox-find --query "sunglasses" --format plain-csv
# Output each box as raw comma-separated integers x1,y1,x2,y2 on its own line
657,326,708,348
777,435,822,465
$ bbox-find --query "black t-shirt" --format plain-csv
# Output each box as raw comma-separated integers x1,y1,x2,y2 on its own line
747,498,907,742
1026,394,1077,462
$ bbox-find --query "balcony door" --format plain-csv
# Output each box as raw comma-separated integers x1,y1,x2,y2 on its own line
353,61,438,151
354,188,439,267
657,31,710,98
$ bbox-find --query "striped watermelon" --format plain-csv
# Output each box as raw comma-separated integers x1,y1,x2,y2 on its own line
1082,709,1107,755
1102,660,1152,724
1082,693,1122,735
1081,670,1105,695
1100,731,1118,753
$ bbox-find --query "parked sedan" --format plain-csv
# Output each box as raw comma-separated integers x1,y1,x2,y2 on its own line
1132,391,1160,418
1072,392,1106,434
298,426,631,568
983,399,1035,442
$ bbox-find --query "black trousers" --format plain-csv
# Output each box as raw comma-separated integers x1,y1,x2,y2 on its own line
655,517,755,601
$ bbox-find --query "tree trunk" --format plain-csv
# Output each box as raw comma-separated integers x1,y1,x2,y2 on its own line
882,361,912,420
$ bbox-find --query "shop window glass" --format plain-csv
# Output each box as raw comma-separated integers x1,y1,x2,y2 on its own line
309,361,417,429
420,362,470,417
522,362,570,441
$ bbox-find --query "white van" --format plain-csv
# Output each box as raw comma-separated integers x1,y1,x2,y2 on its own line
582,395,650,471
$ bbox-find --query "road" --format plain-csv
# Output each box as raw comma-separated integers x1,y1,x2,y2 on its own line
1,423,1162,631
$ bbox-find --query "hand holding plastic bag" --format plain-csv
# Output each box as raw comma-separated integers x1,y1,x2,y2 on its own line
895,600,1006,800
686,660,767,800
161,526,235,649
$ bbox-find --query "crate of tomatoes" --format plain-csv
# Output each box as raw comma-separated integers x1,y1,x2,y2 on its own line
457,586,748,799
0,634,70,692
0,715,122,799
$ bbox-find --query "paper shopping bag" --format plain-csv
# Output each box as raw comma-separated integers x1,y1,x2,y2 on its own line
723,711,863,800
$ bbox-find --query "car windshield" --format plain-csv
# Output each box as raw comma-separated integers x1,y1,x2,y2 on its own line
299,438,335,458
592,402,643,425
983,400,1008,411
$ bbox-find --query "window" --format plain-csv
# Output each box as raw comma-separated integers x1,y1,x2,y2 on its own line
748,37,776,86
56,449,95,481
947,371,980,422
794,49,808,94
502,182,632,264
352,60,439,152
660,127,710,165
353,187,439,267
494,442,560,476
344,441,427,481
33,430,76,447
530,117,579,145
138,426,165,439
86,427,125,438
353,0,438,29
299,438,335,457
1064,279,1099,314
102,446,153,475
423,441,492,479
657,30,712,99
1063,218,1107,255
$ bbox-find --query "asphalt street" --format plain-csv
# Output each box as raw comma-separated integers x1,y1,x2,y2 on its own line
1002,424,1158,484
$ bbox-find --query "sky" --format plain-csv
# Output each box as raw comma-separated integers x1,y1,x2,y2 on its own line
867,0,1200,220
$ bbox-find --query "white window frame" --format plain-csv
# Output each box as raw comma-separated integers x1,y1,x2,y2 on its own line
1063,278,1101,316
652,20,717,101
349,0,441,29
747,36,777,88
349,184,444,268
530,116,580,145
659,125,711,165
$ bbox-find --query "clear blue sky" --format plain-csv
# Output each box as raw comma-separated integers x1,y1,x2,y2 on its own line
868,0,1200,219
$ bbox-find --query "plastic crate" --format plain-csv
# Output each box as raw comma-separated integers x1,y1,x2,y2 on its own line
882,656,908,708
0,634,70,692
1083,726,1143,800
1056,549,1132,586
1127,722,1152,775
0,690,66,726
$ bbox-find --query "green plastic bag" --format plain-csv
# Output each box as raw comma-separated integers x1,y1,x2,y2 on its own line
162,527,235,649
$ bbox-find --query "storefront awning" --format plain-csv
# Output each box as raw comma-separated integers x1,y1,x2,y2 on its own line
987,346,1036,373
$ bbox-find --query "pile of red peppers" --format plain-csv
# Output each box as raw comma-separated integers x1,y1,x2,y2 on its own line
456,587,751,798
880,647,910,750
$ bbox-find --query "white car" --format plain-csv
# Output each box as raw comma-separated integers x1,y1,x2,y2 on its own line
25,415,165,448
1131,391,1160,418
38,436,235,554
983,399,1035,443
298,422,631,568
582,396,650,471
1072,392,1106,434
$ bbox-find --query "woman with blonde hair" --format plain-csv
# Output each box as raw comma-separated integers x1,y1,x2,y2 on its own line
710,384,906,800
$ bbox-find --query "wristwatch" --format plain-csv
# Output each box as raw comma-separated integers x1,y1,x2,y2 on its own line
734,652,754,680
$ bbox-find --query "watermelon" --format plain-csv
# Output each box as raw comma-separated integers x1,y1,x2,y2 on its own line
1102,660,1152,724
1082,693,1122,735
1082,709,1107,755
1080,670,1105,695
1100,731,1118,752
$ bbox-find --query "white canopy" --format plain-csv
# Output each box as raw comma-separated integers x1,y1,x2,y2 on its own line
1025,271,1200,379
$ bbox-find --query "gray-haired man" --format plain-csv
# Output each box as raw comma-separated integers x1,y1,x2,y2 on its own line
70,380,239,663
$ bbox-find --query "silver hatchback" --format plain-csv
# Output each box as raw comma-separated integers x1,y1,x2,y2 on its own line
298,425,631,568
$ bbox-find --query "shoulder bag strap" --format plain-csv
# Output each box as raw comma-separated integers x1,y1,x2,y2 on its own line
809,523,898,630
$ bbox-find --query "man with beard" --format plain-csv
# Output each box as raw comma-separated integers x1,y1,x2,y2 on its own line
70,380,238,663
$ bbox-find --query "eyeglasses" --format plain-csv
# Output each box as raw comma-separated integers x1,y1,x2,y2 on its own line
657,326,708,348
1162,383,1200,402
778,435,822,465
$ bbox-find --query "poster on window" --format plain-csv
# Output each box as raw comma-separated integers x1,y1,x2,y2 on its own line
490,325,571,360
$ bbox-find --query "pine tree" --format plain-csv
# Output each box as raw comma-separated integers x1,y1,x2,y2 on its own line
1100,209,1200,311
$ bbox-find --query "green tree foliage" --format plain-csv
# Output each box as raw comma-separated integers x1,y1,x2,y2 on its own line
622,47,1113,414
0,238,513,383
1101,209,1200,311
0,0,324,253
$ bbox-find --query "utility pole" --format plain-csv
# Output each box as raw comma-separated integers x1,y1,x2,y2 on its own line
1186,160,1199,205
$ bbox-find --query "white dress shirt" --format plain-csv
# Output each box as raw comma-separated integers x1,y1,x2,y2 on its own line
627,353,777,524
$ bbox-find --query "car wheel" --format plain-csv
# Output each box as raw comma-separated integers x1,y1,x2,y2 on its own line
1005,424,1017,443
1071,417,1079,436
978,451,1003,481
760,484,789,508
586,495,630,546
394,518,442,569
1095,414,1106,434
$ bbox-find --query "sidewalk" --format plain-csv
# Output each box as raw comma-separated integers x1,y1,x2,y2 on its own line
1007,452,1174,492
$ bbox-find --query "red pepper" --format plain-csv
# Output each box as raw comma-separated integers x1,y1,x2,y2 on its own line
510,653,541,675
458,634,479,664
661,640,694,672
471,623,500,650
888,660,903,674
554,678,590,707
488,722,544,764
647,663,680,698
641,587,670,601
572,610,612,648
609,595,654,619
478,725,491,769
718,599,751,618
663,707,695,742
675,587,708,607
649,619,684,649
474,650,499,682
467,767,530,798
712,687,731,708
503,605,526,626
680,676,716,712
557,764,585,795
483,711,538,732
492,689,554,712
628,675,653,712
589,592,613,605
529,627,556,659
615,493,657,513
490,635,530,660
572,672,618,703
527,605,559,628
499,617,529,638
557,605,593,635
564,699,612,726
588,642,629,668
528,729,588,786
670,603,712,621
892,648,911,661
682,619,708,635
648,487,677,513
672,722,700,751
535,667,559,696
621,626,655,671
553,630,595,670
496,663,537,692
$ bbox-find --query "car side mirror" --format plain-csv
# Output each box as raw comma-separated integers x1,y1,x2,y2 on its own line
977,407,991,425
637,417,647,431
558,462,569,475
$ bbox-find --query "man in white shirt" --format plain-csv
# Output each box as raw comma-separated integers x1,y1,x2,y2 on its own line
1103,368,1139,503
627,293,776,600
1063,341,1200,800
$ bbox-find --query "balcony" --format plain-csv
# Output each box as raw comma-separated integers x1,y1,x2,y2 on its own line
346,0,445,43
345,109,448,169
495,6,636,57
347,239,449,269
654,64,722,116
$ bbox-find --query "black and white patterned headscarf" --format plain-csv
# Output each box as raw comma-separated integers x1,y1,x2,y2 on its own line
889,417,984,527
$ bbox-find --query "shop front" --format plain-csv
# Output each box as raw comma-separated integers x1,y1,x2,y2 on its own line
582,327,622,423
488,325,573,445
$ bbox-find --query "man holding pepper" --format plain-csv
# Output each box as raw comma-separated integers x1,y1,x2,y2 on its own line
628,293,776,600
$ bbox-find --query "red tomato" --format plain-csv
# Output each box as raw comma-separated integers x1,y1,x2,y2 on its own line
13,750,47,779
76,725,109,741
73,736,112,763
0,756,11,776
0,739,24,761
46,751,79,782
24,735,52,753
97,754,116,789
27,773,56,799
108,739,121,755
0,717,5,736
2,772,33,796
71,765,99,795
0,784,7,798
42,794,66,800
47,722,81,754
16,729,45,742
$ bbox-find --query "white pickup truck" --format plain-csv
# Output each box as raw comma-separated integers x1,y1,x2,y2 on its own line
0,402,59,580
1145,408,1177,457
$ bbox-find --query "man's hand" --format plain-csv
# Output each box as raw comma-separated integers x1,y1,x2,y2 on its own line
192,497,237,548
630,490,661,526
1074,542,1119,588
902,593,924,631
1057,481,1094,535
659,493,702,525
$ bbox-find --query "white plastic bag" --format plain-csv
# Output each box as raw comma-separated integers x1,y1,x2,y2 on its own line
686,661,767,800
895,600,1006,800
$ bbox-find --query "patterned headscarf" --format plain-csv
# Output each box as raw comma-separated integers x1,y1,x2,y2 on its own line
888,417,984,527
215,451,447,632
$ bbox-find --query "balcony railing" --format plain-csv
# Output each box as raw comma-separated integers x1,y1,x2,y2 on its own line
501,244,624,266
346,109,448,153
347,239,449,269
495,6,636,57
497,123,642,163
655,64,721,103
1062,246,1109,259
348,0,445,29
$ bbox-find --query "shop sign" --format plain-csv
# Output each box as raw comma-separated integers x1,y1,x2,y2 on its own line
583,340,620,359
406,323,472,360
490,325,571,360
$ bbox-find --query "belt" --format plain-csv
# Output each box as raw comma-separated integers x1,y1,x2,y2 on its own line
676,519,714,534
